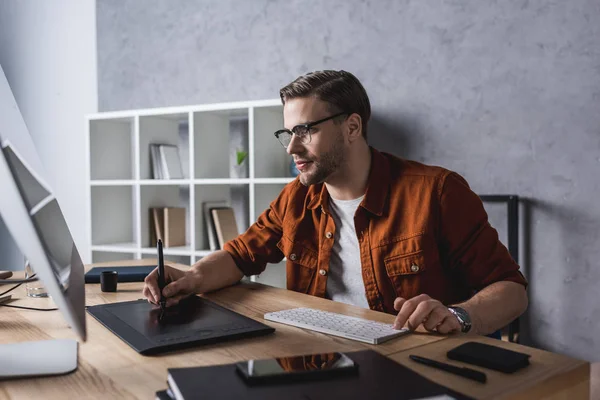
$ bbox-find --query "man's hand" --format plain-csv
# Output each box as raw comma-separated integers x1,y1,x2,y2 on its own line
392,294,462,334
143,265,201,307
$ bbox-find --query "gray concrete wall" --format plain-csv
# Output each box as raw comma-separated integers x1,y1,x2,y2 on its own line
97,0,600,362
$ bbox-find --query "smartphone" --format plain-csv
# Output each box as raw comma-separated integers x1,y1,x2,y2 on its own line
235,352,358,385
447,341,531,373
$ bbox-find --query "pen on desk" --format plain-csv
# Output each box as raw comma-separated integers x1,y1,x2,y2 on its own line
157,239,166,313
409,355,487,383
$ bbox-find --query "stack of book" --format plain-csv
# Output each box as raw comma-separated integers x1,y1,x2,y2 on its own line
202,201,239,250
150,143,184,179
149,207,186,247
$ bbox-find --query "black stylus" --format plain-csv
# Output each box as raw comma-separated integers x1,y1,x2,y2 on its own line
409,355,487,383
157,239,166,313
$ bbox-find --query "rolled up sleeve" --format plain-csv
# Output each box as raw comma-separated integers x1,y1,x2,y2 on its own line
223,197,286,277
438,172,528,291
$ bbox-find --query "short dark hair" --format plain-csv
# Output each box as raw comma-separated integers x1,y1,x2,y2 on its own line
279,70,371,139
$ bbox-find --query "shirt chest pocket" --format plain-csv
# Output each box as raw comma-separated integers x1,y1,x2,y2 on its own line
383,234,437,298
277,236,318,293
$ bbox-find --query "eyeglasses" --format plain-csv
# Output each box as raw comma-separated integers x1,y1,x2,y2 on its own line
274,112,348,148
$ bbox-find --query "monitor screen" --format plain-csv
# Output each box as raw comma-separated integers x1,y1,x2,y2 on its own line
0,65,86,341
2,145,73,290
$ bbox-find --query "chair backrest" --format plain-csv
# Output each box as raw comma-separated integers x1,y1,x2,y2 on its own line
478,195,519,263
479,195,520,342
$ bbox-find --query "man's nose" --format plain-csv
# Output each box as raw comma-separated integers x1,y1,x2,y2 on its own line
286,134,303,155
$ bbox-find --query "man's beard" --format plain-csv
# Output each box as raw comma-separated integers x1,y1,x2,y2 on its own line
298,134,345,186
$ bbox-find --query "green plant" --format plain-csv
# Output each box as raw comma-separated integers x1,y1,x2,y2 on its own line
236,150,248,165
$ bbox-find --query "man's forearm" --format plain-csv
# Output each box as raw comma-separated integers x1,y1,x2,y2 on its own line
456,281,528,335
191,250,244,294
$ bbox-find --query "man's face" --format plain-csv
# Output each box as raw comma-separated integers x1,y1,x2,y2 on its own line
283,97,346,186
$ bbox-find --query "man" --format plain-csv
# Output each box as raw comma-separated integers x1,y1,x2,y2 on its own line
144,70,528,335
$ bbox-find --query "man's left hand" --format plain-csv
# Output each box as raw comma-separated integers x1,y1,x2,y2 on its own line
393,294,462,334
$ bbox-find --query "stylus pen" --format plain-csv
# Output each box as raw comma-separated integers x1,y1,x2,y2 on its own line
157,239,166,312
409,355,487,383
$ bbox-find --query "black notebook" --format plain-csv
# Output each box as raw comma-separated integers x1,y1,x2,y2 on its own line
163,350,472,400
85,265,155,283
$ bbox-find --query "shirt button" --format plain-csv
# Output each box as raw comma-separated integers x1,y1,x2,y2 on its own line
319,269,327,276
290,253,297,261
325,232,333,239
410,263,420,272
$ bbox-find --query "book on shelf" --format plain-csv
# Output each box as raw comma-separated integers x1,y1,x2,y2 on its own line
202,200,229,251
211,207,239,249
150,143,184,180
149,207,186,248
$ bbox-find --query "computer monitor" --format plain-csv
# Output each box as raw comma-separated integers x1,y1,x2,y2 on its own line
0,66,86,378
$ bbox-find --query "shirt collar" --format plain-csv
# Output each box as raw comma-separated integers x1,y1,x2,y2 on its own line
306,147,390,216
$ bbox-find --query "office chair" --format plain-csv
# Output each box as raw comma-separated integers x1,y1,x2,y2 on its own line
479,195,520,343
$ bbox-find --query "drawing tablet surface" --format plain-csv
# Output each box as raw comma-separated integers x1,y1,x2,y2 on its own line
87,296,275,355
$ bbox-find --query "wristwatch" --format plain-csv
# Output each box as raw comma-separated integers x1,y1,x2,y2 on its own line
447,306,472,333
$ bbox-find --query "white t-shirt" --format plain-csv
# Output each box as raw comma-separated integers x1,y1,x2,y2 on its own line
325,194,369,309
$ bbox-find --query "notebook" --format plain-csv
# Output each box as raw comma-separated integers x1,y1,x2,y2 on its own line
162,350,472,400
84,265,155,283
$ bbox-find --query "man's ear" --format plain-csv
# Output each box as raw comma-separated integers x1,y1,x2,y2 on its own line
346,113,363,142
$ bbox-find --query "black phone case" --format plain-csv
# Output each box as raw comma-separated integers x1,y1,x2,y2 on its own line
447,341,530,373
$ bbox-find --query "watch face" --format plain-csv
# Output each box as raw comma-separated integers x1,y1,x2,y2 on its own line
450,307,471,333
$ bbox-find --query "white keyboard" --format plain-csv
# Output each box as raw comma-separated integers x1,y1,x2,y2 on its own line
264,307,409,344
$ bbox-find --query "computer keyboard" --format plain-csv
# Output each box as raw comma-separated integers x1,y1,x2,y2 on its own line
264,307,410,344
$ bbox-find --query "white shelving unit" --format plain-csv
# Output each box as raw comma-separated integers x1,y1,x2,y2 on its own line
85,99,293,281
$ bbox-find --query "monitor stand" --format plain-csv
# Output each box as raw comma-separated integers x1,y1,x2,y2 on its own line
0,339,78,378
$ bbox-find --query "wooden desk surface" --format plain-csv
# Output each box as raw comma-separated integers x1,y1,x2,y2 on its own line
0,261,443,399
0,260,590,399
390,336,589,400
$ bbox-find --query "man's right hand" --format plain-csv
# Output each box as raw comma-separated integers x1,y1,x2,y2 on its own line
143,265,201,307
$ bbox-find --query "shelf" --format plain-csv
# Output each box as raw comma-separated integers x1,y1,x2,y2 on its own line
140,245,193,256
193,109,249,179
91,186,135,247
139,114,190,180
91,242,138,252
90,180,136,186
87,98,291,286
140,185,191,250
89,118,135,180
253,106,292,178
139,179,191,186
194,178,250,185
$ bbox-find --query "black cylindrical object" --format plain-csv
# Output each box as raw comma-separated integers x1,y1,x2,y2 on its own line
100,270,118,292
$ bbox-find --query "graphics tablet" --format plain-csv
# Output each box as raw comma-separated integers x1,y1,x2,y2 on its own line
87,296,275,355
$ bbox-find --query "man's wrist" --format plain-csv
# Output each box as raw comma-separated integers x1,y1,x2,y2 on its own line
448,306,473,334
187,265,205,294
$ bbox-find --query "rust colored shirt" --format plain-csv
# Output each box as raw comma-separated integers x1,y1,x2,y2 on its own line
224,147,527,315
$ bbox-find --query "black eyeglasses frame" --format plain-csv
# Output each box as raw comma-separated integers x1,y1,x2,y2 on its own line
273,112,348,148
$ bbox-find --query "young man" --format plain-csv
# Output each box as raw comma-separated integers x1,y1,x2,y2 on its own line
143,70,528,335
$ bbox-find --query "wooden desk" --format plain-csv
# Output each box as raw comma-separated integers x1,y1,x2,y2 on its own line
0,261,443,399
0,261,590,399
390,336,589,399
